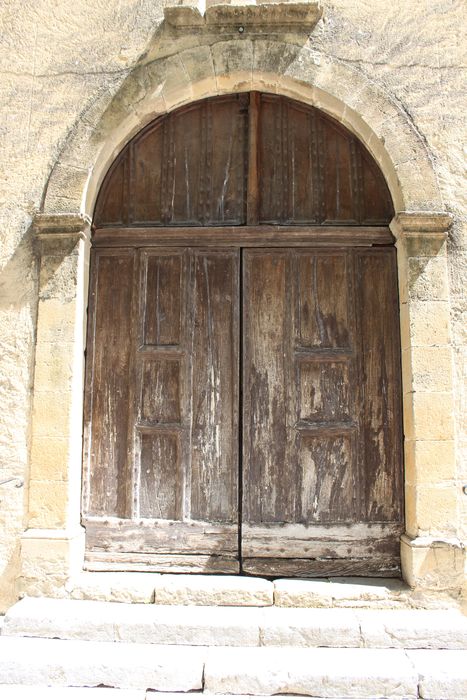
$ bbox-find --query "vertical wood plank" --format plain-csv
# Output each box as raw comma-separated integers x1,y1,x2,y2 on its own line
190,250,239,523
243,250,293,522
356,248,403,522
84,249,135,517
247,92,260,225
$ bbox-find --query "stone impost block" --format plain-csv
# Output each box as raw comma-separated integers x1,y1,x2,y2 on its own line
154,574,273,606
204,646,417,697
390,212,452,243
407,649,467,700
401,534,465,593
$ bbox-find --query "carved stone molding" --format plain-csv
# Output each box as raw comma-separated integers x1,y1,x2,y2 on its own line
164,1,323,32
390,211,453,239
33,213,91,239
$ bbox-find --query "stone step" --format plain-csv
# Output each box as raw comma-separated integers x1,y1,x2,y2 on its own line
66,572,423,608
1,689,145,699
3,597,467,649
1,637,466,698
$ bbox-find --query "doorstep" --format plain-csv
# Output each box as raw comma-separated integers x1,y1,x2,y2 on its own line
56,571,445,609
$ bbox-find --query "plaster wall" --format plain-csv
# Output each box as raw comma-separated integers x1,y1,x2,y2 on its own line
0,0,465,611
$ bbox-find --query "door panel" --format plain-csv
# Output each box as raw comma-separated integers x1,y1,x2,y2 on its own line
83,247,240,573
242,248,403,576
84,244,402,576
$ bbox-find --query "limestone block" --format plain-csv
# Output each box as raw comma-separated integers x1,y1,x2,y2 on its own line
28,480,69,529
407,256,449,301
20,529,85,596
43,164,89,215
404,236,447,260
204,647,418,697
0,636,205,691
3,597,261,647
179,46,216,98
31,389,73,439
211,40,254,92
144,55,192,109
154,574,273,606
252,40,302,79
66,572,158,603
399,300,451,351
35,300,78,343
358,608,467,649
260,607,361,647
403,392,454,441
33,343,75,391
402,346,453,393
274,578,409,608
407,649,467,700
405,439,456,485
405,483,458,535
401,535,465,592
30,436,70,482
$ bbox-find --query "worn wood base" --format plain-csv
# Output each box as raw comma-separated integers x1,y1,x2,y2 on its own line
242,557,401,578
84,551,240,574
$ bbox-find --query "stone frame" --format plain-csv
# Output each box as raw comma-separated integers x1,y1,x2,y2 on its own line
19,33,465,598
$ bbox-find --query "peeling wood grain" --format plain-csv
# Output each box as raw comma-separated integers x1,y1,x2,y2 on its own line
242,557,401,578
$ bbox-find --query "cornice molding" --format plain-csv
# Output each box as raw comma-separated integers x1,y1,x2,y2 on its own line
33,213,91,239
390,211,453,239
164,2,322,31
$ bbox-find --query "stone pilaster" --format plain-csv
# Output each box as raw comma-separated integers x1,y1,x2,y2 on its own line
391,212,464,593
20,214,90,596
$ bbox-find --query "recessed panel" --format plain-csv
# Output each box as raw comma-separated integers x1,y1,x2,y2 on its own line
298,433,356,523
297,253,351,349
299,359,352,422
143,254,183,347
139,358,182,424
139,431,181,519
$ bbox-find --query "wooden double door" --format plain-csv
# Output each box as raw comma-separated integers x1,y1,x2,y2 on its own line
83,241,403,576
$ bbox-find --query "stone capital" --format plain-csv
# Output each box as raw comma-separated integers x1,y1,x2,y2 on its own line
33,213,92,241
390,211,453,240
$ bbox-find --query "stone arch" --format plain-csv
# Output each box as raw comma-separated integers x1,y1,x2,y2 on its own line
24,35,463,598
42,39,443,221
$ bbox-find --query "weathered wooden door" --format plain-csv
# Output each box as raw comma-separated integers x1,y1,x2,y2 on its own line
83,92,403,576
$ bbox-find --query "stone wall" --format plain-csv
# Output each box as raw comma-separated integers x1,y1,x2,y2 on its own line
0,0,465,611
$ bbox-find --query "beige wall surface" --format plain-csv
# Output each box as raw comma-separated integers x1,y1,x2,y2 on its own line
0,0,465,611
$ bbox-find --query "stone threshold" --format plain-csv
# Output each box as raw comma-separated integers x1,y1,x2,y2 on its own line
55,572,460,610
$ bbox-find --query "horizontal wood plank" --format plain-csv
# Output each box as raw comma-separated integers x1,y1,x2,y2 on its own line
92,226,393,248
242,557,401,578
85,551,239,574
242,522,402,559
84,518,238,555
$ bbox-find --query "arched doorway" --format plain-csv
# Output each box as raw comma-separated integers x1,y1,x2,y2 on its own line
82,92,403,577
